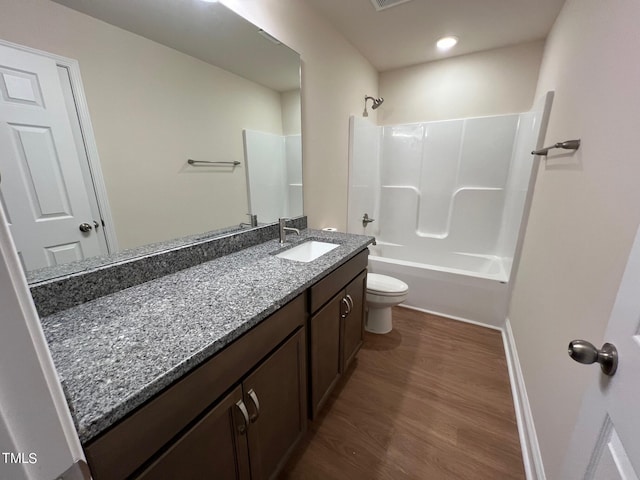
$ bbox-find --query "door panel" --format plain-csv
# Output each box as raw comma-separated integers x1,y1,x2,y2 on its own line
0,66,44,105
10,124,73,218
136,385,250,480
45,242,83,265
0,43,104,270
244,328,306,480
585,415,637,480
342,270,366,371
310,292,343,417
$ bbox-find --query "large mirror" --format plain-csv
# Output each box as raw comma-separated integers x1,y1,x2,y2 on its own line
0,0,302,281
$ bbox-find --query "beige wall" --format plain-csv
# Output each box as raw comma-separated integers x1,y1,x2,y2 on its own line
379,41,544,125
0,0,285,249
281,89,302,135
222,0,378,231
508,0,640,477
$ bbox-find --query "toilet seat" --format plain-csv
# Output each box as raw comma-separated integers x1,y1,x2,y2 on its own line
367,273,408,296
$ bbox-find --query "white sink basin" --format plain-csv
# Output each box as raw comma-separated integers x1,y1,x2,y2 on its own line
276,241,339,262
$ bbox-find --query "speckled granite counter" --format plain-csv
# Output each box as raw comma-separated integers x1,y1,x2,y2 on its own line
40,229,374,444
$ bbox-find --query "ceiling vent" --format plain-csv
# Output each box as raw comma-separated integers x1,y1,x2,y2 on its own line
370,0,413,11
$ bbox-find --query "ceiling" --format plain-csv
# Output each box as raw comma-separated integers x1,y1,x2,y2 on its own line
301,0,566,71
50,0,566,86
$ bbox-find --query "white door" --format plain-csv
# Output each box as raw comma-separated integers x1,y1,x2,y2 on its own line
0,43,104,271
0,204,87,480
561,223,640,479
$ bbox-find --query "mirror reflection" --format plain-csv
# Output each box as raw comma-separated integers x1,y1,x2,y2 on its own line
0,0,302,279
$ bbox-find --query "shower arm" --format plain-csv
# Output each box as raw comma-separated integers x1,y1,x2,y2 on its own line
363,95,384,117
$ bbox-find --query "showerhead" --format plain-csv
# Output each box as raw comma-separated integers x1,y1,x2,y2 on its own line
363,95,384,117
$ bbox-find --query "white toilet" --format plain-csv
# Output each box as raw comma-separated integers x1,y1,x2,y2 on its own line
365,273,409,334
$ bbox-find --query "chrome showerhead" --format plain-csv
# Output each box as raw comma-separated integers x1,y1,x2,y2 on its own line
363,95,384,117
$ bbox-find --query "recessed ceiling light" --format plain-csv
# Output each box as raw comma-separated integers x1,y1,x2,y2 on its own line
200,0,218,3
436,36,459,51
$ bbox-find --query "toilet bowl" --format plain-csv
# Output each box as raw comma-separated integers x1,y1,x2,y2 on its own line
365,273,409,334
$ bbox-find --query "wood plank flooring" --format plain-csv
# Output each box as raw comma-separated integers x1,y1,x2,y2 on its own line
280,307,525,479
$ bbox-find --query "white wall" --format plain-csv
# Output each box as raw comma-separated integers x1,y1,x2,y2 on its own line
0,0,285,249
379,41,544,125
508,1,640,477
223,0,379,231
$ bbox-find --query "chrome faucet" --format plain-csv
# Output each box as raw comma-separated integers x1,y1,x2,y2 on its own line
240,213,258,228
279,218,300,244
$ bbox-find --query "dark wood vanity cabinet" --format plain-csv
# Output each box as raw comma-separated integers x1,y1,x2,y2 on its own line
85,294,307,480
309,250,368,417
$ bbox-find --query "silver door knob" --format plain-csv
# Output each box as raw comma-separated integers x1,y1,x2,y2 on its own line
79,222,93,233
568,340,618,376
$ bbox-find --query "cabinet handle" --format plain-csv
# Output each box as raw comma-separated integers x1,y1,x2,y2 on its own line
341,297,350,318
235,399,250,434
346,294,354,313
247,388,260,423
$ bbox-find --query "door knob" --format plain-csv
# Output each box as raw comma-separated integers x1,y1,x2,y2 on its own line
79,222,93,233
568,340,618,376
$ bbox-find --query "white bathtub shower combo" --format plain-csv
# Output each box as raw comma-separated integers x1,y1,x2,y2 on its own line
348,93,553,327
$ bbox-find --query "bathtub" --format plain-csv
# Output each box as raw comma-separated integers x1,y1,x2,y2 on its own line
368,244,510,328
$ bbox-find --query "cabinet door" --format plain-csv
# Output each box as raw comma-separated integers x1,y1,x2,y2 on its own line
341,270,367,371
310,292,344,418
244,328,307,480
136,385,250,480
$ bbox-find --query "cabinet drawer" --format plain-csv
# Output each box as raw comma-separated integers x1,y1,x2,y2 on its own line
309,249,368,313
85,294,306,480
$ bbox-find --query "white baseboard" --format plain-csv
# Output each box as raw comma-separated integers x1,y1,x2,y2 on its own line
397,303,503,331
503,318,546,480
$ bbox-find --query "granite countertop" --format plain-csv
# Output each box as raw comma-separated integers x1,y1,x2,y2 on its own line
40,229,374,444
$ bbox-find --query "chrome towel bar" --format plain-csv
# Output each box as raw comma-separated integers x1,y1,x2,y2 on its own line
187,159,241,166
531,139,580,156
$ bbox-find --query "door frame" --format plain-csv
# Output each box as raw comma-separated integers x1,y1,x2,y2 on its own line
0,38,119,254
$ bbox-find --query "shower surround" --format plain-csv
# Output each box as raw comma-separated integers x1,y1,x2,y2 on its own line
348,93,552,325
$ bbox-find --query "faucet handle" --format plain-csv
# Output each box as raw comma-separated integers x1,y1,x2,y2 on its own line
362,213,375,227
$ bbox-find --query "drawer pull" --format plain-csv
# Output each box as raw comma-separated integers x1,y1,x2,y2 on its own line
341,297,350,318
235,399,250,434
247,388,260,423
346,294,354,313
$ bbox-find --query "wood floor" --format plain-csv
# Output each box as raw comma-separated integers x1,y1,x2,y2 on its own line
280,307,525,479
